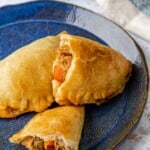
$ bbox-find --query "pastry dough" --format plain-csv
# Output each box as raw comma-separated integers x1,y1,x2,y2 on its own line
0,31,132,118
9,106,85,150
52,33,132,105
0,36,60,118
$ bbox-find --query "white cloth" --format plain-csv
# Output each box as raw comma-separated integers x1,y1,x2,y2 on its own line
96,0,150,41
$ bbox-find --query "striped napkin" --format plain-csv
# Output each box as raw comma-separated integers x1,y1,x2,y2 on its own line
96,0,150,41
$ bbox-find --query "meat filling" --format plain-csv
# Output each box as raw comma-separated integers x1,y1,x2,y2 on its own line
21,136,70,150
21,136,44,150
53,45,72,83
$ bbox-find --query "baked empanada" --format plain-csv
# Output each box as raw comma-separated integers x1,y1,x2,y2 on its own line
52,33,132,105
0,36,60,118
0,31,132,117
9,106,85,150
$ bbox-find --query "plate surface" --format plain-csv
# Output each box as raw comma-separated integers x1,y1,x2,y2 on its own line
0,1,148,150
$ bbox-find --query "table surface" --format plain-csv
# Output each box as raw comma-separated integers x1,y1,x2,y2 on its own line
0,1,150,150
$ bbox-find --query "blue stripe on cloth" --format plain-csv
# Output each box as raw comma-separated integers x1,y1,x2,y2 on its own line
130,0,150,16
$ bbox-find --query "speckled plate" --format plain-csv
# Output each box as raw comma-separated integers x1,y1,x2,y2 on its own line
0,1,148,150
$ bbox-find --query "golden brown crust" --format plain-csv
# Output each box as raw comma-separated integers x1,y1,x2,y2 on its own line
0,36,60,118
53,33,132,105
9,106,85,150
0,31,132,117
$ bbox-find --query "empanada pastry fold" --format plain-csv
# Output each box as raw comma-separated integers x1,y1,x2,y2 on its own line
0,36,60,118
52,33,132,105
10,106,85,150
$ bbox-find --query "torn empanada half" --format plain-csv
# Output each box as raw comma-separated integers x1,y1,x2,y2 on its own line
0,36,60,118
9,106,85,150
52,33,132,105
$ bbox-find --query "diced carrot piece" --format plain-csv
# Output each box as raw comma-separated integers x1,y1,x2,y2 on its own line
45,141,55,150
54,66,65,82
47,145,55,150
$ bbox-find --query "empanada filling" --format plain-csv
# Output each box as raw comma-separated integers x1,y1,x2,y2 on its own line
21,136,71,150
21,136,44,150
53,45,72,83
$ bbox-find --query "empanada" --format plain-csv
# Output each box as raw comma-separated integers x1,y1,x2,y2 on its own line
0,31,132,117
52,33,132,105
9,106,85,150
0,36,60,118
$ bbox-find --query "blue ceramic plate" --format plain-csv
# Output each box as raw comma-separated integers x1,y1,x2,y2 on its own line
0,1,148,150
